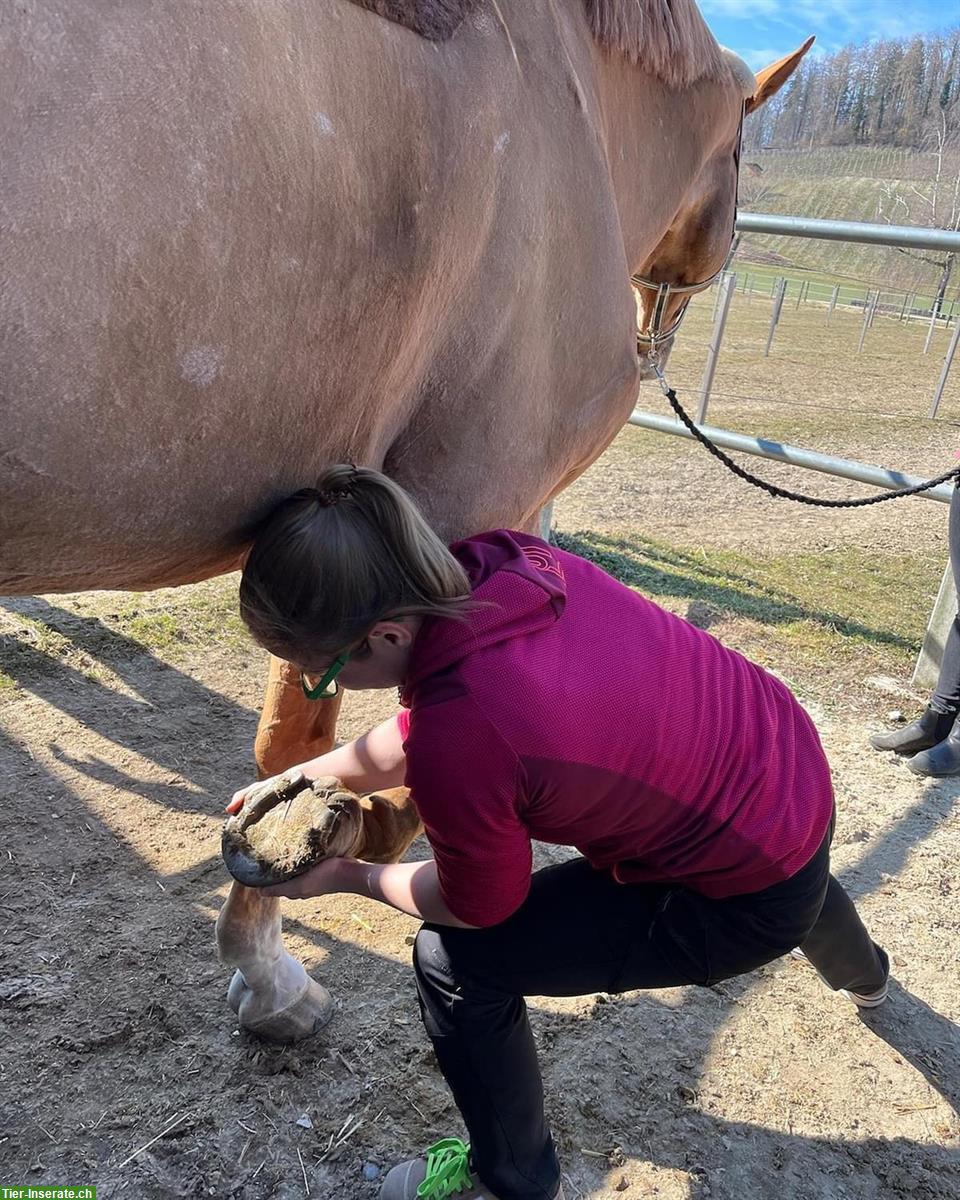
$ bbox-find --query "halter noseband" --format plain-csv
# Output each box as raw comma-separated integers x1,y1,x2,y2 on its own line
631,265,730,353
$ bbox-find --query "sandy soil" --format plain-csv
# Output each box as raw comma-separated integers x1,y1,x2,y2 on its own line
1,298,959,1199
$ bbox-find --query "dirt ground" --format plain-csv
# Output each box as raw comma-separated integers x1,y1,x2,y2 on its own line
2,298,959,1199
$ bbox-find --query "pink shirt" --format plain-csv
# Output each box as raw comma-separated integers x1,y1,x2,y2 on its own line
398,531,833,927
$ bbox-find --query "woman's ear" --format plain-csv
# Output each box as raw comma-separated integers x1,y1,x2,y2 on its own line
369,618,418,648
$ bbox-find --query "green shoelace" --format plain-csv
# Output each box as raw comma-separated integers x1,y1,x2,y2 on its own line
416,1138,476,1198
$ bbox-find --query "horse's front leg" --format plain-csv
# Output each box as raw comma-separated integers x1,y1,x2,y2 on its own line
216,654,341,1041
216,656,422,1041
253,654,343,779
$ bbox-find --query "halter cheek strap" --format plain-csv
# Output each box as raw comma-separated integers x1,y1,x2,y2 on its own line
633,104,744,356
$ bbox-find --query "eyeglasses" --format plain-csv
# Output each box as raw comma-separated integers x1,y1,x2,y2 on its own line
300,652,350,700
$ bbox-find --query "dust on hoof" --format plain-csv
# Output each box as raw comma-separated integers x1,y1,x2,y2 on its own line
222,772,364,887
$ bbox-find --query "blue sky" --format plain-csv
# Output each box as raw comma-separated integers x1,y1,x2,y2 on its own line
701,0,954,71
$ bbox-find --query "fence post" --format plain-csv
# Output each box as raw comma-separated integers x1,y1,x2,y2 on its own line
868,290,881,327
764,278,787,357
827,283,840,321
538,502,554,542
924,303,939,354
897,291,910,322
929,315,960,418
912,562,957,690
857,291,874,352
698,272,736,424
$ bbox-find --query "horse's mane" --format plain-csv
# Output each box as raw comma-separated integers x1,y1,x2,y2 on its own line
346,0,477,41
585,0,724,87
347,1,724,88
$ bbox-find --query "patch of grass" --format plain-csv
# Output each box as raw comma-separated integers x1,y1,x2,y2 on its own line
97,578,251,656
554,529,938,699
0,575,254,691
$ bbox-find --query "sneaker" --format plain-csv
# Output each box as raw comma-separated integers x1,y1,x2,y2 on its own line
379,1137,565,1200
790,947,889,1008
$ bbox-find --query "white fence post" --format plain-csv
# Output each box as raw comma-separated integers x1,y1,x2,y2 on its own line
912,562,957,691
827,283,840,321
538,502,554,542
764,278,787,356
857,291,874,352
868,290,881,327
924,304,939,354
929,316,960,418
698,272,736,424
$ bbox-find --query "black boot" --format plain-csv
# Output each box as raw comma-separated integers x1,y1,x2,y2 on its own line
869,705,956,754
907,711,960,775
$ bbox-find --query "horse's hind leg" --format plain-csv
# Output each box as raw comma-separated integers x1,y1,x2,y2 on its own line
254,654,342,779
216,883,334,1043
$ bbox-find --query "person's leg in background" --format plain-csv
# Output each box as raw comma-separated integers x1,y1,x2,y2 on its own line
872,483,960,772
907,481,960,773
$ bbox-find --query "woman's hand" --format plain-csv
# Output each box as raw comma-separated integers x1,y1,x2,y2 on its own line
225,771,298,816
260,857,353,899
225,785,252,816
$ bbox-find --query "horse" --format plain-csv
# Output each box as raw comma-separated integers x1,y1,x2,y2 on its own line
1,0,810,1039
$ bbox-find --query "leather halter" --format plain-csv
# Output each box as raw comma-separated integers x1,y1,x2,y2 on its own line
632,106,745,358
631,265,730,351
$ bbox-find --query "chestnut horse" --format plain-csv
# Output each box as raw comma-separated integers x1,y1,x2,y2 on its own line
1,0,809,1036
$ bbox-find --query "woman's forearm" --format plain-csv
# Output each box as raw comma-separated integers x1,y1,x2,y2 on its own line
300,713,407,793
336,857,476,929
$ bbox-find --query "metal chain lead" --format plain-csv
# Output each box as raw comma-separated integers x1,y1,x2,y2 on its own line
651,362,960,507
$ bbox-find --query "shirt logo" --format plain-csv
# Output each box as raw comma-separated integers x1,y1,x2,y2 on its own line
522,545,565,580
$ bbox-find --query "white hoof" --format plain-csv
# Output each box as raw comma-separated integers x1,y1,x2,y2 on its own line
236,974,334,1043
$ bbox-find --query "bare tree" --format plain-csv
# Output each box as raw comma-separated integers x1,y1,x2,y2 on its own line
876,104,960,313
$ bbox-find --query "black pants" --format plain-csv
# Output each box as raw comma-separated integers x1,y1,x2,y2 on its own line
414,831,886,1200
932,482,960,711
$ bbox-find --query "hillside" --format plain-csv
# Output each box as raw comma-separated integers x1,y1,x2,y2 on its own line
737,146,959,297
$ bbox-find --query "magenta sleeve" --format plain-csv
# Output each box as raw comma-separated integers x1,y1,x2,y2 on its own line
403,695,532,927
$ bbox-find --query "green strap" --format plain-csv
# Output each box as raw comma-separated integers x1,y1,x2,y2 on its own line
416,1138,475,1198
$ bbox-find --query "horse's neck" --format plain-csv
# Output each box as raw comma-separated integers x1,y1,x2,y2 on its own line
592,60,735,271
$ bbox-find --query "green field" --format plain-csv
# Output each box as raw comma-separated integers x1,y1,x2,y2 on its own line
727,261,955,318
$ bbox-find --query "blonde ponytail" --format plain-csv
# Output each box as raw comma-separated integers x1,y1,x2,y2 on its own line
240,465,473,662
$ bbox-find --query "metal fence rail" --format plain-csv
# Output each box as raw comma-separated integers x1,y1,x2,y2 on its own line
629,211,960,685
735,212,960,254
627,410,953,504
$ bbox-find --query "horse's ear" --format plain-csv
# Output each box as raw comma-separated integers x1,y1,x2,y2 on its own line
746,36,815,115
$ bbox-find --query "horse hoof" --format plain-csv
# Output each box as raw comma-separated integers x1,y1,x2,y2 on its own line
222,774,364,887
238,976,335,1044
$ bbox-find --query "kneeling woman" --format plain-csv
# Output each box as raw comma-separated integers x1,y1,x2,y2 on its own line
233,464,888,1200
